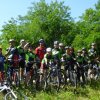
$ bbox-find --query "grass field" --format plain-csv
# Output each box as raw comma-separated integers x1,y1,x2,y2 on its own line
0,79,100,100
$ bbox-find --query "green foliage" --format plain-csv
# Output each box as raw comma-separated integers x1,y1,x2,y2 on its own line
0,0,100,55
1,80,100,100
1,0,74,48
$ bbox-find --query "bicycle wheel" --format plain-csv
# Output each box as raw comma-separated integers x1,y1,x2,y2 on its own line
47,72,60,92
59,70,66,88
4,91,21,100
43,75,49,91
72,71,77,88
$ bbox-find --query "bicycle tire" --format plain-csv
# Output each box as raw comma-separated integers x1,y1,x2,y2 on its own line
59,69,66,88
44,71,60,92
72,71,77,88
4,91,21,100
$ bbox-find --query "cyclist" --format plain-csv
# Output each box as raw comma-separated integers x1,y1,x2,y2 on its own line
5,39,16,57
24,43,37,86
17,39,26,81
88,43,99,79
7,48,21,85
81,47,89,76
69,46,76,58
59,43,65,58
88,43,99,67
65,47,76,82
40,48,53,73
52,41,61,68
81,47,89,65
76,50,85,84
0,47,6,85
40,47,53,83
35,39,46,68
5,39,20,85
65,46,70,55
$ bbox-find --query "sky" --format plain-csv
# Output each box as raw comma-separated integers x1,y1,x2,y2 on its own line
0,0,98,34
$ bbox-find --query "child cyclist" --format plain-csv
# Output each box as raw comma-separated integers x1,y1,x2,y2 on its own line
0,47,6,85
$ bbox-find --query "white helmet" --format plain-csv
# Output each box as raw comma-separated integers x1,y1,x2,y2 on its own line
20,39,25,43
46,47,52,52
59,43,64,46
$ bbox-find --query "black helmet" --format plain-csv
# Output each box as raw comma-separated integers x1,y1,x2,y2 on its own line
39,39,45,43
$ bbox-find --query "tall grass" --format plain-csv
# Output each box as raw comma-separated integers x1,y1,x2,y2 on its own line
0,79,100,100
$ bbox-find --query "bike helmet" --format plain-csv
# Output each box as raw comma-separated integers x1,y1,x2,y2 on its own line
77,50,82,53
91,42,96,46
65,46,69,50
59,43,64,47
20,39,25,43
54,41,59,45
82,47,86,51
9,39,15,43
46,47,52,52
39,39,45,43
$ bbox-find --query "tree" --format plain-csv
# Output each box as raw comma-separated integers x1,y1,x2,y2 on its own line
1,0,73,47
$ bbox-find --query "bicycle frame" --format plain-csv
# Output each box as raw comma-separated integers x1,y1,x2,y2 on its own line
0,85,17,99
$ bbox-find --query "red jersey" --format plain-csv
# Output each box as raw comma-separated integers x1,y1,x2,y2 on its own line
13,54,19,67
35,46,46,61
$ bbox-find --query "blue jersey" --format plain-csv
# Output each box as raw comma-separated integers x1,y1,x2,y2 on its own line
0,54,5,71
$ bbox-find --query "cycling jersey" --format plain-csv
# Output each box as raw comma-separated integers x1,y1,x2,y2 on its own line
52,48,60,60
59,49,65,58
12,54,20,67
7,47,17,55
26,51,36,62
76,55,84,64
35,46,46,61
0,54,5,71
17,46,26,60
88,48,98,60
26,51,36,72
41,53,53,64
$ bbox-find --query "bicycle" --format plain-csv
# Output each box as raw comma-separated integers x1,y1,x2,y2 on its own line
44,61,63,92
0,81,30,100
6,57,21,86
0,82,20,100
27,61,40,90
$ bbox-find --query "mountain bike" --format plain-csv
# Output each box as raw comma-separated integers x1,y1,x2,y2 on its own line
0,83,20,100
44,61,63,92
0,81,29,100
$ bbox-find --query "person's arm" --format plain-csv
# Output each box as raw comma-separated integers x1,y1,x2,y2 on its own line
24,43,30,50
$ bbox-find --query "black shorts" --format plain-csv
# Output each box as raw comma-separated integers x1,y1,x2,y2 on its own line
19,60,25,68
0,64,4,71
0,66,4,72
26,63,33,72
